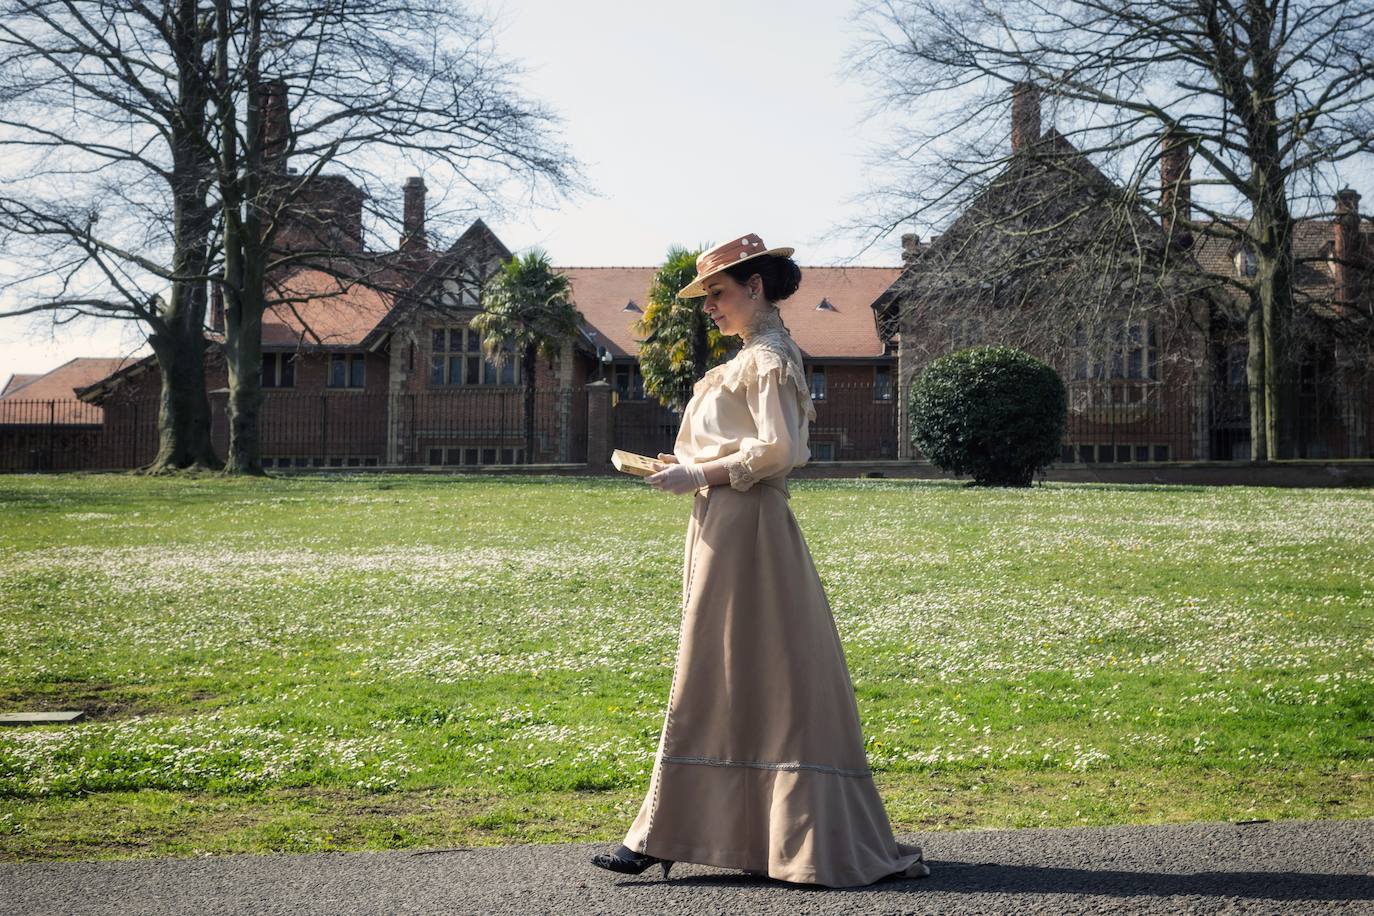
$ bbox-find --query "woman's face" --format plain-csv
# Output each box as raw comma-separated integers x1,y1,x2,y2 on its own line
702,271,762,338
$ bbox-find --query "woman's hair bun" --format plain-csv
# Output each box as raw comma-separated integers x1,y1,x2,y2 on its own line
722,254,802,302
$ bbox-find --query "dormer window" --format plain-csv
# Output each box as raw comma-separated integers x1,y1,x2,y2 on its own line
817,297,835,310
623,299,641,312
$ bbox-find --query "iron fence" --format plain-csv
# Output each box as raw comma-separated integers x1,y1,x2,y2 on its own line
2,374,1371,471
610,381,903,462
0,397,107,472
1059,377,1374,462
0,386,589,471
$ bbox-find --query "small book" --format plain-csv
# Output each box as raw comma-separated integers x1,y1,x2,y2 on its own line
611,448,665,477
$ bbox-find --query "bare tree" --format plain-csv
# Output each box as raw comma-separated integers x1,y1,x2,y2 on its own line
0,0,584,475
0,0,223,471
846,0,1374,460
212,0,585,474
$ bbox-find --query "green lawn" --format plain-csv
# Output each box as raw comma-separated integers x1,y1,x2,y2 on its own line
0,473,1370,861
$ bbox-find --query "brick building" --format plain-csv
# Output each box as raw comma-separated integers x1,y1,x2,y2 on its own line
26,207,899,470
6,81,1370,471
873,82,1374,462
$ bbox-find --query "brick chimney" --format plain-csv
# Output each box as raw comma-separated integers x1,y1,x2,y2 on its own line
1160,128,1193,248
1011,81,1041,154
901,232,921,267
1334,187,1363,304
400,177,427,252
257,78,290,173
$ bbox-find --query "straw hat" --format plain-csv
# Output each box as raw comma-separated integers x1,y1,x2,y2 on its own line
676,233,795,299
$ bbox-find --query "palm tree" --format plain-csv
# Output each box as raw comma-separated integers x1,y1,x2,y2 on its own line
471,249,582,464
634,245,734,411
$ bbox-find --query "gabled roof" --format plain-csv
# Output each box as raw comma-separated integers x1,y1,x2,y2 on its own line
872,127,1226,339
0,357,138,424
249,218,516,350
363,217,515,349
1,373,39,396
561,266,901,359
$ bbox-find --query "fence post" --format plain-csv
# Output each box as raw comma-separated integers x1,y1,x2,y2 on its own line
557,386,571,463
407,392,416,466
586,380,613,470
46,399,55,471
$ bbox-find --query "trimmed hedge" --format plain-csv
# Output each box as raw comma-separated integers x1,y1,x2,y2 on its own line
909,345,1067,487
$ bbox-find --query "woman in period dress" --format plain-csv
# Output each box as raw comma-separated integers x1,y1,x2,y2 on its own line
589,234,930,888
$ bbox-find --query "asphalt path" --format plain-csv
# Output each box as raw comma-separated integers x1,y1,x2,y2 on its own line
3,817,1372,915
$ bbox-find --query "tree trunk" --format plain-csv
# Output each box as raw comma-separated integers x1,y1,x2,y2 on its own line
218,0,267,476
146,317,219,472
143,0,219,473
523,342,536,463
221,217,267,474
222,261,267,475
1249,193,1295,461
1244,13,1294,462
1245,291,1267,462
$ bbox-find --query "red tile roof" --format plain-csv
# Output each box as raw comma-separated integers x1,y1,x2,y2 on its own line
1,374,40,397
68,259,905,405
263,268,396,348
560,266,902,359
0,357,139,424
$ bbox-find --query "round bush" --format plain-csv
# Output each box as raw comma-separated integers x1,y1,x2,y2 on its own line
909,345,1067,487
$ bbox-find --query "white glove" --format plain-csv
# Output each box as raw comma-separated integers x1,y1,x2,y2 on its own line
646,459,707,495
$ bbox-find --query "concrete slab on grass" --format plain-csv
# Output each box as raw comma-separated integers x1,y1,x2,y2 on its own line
0,711,84,725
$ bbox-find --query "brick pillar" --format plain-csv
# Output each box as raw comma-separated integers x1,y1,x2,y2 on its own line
586,380,613,470
556,340,574,463
387,326,417,465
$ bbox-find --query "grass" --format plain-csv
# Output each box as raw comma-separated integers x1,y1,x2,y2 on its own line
0,472,1370,861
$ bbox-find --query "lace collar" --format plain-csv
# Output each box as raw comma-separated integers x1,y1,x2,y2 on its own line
739,306,789,347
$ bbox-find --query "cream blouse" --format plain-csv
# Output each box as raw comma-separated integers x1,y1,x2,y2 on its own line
672,325,817,493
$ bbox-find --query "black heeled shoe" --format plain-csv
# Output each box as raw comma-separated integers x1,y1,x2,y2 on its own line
590,844,675,879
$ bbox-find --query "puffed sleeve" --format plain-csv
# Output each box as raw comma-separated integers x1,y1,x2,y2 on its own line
726,361,804,492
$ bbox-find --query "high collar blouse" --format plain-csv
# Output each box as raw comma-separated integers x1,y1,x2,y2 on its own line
672,318,817,493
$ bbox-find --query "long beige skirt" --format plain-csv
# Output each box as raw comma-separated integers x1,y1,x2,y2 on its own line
621,476,929,887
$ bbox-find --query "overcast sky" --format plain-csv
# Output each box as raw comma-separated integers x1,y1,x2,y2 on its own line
1,0,912,380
